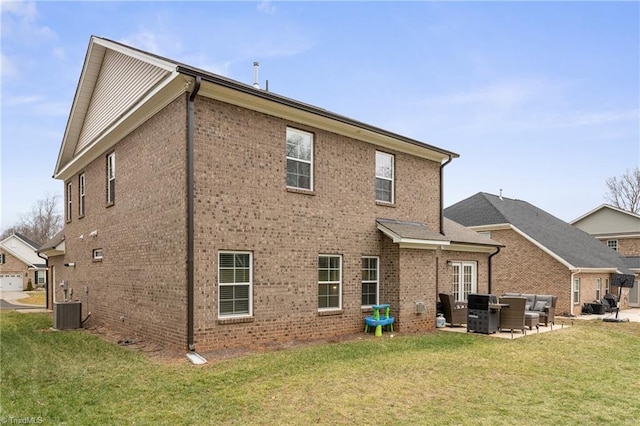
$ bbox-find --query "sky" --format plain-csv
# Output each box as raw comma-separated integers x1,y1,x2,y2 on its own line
1,0,639,232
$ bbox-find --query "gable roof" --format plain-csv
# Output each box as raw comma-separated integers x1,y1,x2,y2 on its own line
0,233,45,268
38,230,66,257
570,204,640,237
55,36,458,181
376,217,502,252
444,192,633,274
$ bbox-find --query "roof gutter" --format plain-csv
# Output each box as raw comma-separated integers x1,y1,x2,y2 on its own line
36,252,50,310
439,155,454,235
187,76,201,353
487,246,501,294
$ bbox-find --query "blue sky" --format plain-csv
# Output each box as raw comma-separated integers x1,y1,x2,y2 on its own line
1,1,639,231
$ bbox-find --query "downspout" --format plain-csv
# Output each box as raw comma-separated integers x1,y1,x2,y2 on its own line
487,246,500,294
37,252,49,310
187,76,201,352
439,155,453,235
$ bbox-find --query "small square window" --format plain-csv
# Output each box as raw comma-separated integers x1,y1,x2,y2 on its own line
92,249,103,261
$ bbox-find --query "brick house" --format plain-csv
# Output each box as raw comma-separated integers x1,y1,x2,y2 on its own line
571,204,640,307
0,233,47,291
444,192,634,316
42,36,501,352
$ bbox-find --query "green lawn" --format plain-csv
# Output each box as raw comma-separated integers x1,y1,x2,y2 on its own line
1,312,640,425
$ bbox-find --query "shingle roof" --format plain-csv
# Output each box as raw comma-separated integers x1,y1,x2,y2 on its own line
624,256,640,270
444,192,633,273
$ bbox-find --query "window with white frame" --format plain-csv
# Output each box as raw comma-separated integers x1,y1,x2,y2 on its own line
0,254,5,264
605,278,610,294
93,249,103,261
318,255,341,309
361,256,379,306
107,152,115,205
451,261,477,303
79,173,86,217
607,240,618,251
286,128,313,190
218,252,252,317
375,151,394,203
573,277,580,304
596,278,602,300
66,182,72,222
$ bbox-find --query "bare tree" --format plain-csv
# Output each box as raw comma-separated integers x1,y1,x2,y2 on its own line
0,194,63,246
605,167,640,214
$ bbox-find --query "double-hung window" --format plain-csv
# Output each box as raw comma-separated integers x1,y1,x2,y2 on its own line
375,151,394,203
318,255,341,309
66,182,72,222
107,152,115,205
218,252,252,317
607,240,618,251
361,256,379,306
286,128,313,190
78,173,86,217
596,278,602,300
573,278,580,304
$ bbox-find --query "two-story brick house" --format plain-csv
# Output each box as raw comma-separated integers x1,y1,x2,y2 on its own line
571,204,640,307
42,36,501,352
0,233,47,292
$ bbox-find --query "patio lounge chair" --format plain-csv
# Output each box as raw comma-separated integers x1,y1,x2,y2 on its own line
498,296,527,337
439,293,467,327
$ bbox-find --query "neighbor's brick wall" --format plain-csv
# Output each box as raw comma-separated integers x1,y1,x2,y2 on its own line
487,229,573,315
190,96,446,350
0,249,31,290
614,237,640,257
56,95,189,348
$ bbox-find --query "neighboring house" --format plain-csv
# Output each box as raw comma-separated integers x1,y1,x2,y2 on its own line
38,230,66,309
444,192,634,316
45,36,501,352
571,204,640,307
0,233,47,292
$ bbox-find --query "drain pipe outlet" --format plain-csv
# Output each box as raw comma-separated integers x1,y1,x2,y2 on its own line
187,76,201,353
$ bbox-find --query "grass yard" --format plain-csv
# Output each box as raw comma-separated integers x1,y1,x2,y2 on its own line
15,291,46,306
1,312,640,425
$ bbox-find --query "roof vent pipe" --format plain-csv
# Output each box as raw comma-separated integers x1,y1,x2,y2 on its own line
253,62,260,89
499,189,503,200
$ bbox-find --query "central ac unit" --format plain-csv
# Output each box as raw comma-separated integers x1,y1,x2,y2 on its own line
53,302,82,330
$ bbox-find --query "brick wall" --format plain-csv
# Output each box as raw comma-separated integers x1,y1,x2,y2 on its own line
615,237,640,257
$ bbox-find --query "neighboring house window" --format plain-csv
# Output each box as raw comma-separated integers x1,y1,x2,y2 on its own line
0,254,5,264
573,278,580,304
478,231,491,238
286,127,313,190
607,240,618,251
318,255,342,309
605,278,610,294
218,252,252,317
451,261,477,303
375,151,394,203
36,271,45,285
79,173,86,217
361,256,379,306
107,152,115,205
66,182,72,222
596,278,602,300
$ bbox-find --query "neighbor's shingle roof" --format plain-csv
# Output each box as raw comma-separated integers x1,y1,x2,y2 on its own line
444,192,633,273
624,256,640,270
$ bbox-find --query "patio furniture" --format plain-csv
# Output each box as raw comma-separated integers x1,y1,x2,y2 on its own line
603,294,619,314
439,293,467,327
525,312,540,331
502,293,557,327
498,296,527,337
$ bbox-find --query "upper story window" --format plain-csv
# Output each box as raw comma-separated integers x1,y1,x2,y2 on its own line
318,255,342,310
361,256,379,306
607,240,618,251
375,151,394,203
286,127,313,190
66,182,73,223
78,173,86,217
107,152,115,205
218,251,252,318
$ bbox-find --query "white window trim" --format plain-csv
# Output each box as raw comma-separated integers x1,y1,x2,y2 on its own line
93,248,104,261
66,182,73,222
318,254,342,311
218,251,253,319
79,173,86,217
573,278,580,304
451,261,477,303
361,256,379,307
607,240,618,251
107,152,115,205
596,278,602,300
375,151,394,203
286,127,314,191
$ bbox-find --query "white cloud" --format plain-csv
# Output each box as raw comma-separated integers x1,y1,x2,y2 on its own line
1,52,19,78
257,1,277,15
1,0,38,20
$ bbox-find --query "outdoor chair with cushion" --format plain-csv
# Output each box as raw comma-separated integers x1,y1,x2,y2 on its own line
498,296,527,337
438,293,467,327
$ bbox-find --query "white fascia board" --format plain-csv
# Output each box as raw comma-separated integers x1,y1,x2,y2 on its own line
466,223,512,232
377,223,449,249
0,246,35,268
443,243,497,253
54,73,187,181
509,224,576,270
593,233,640,239
569,267,618,274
